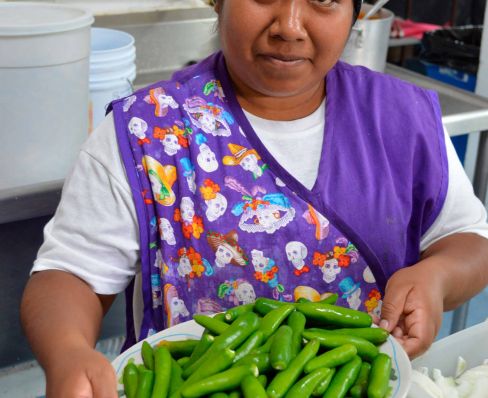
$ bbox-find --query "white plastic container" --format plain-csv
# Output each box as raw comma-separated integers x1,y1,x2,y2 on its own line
0,2,94,191
89,27,136,131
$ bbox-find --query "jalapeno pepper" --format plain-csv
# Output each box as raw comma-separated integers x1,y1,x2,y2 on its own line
367,353,391,398
180,364,258,398
302,330,379,362
224,303,255,322
123,362,139,398
304,344,357,373
296,297,310,303
157,339,199,359
182,331,214,370
169,359,184,396
258,304,295,340
208,393,228,398
322,355,362,398
151,345,172,398
141,341,155,371
257,375,267,388
228,391,241,398
349,361,371,398
270,325,293,370
252,332,275,355
287,311,306,360
233,352,271,374
311,368,335,397
185,348,236,386
319,293,339,305
183,312,260,378
194,314,229,335
241,374,267,398
136,366,155,398
253,298,287,316
177,357,190,367
296,302,372,328
284,367,331,398
305,327,389,345
234,330,264,362
266,338,320,398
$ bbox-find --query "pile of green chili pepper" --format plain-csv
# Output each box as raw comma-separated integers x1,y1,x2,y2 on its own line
121,295,393,398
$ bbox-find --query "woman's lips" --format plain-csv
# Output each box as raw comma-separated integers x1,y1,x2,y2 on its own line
260,53,307,67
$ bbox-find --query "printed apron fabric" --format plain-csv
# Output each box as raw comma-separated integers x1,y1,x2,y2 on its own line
110,52,448,345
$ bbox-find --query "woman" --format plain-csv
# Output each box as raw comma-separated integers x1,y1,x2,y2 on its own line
21,0,488,396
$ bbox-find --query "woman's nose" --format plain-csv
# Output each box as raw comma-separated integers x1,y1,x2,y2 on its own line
269,0,308,41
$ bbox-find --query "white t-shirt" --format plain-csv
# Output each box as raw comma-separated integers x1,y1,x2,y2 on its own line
32,109,488,297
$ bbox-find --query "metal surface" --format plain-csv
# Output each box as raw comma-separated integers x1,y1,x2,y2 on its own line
386,64,488,136
341,4,394,72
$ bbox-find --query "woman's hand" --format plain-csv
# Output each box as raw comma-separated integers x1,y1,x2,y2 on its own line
379,260,445,359
46,345,118,398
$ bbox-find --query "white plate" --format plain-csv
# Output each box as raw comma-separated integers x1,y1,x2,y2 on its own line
112,320,412,398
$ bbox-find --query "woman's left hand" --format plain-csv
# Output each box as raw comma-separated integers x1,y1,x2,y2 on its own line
379,260,445,359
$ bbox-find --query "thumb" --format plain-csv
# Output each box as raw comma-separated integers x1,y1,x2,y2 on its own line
379,281,411,333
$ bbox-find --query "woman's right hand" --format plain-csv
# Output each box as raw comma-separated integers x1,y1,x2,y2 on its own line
45,345,118,398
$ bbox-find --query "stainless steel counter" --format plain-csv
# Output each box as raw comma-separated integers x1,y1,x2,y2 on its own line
1,65,488,224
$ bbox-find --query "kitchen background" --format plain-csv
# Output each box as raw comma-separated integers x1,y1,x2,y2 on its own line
1,0,488,396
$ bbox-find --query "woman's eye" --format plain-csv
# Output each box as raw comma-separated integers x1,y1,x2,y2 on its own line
314,0,334,6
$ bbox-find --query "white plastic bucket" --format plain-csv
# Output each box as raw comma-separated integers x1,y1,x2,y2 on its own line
0,2,94,191
89,27,136,131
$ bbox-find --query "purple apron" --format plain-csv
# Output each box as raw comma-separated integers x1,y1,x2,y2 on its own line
109,52,448,348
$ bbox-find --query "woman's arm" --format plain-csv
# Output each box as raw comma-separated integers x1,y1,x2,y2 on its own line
20,270,118,397
380,233,488,358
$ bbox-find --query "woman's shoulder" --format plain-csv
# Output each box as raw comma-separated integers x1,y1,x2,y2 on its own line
111,52,222,111
334,61,432,99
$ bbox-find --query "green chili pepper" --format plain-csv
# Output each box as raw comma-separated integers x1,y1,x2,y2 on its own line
257,375,267,388
258,304,295,340
233,352,271,374
302,331,379,362
208,393,229,398
304,344,357,373
183,312,260,378
311,368,335,397
349,362,372,398
224,303,255,322
252,333,275,355
296,297,310,303
182,331,214,370
169,359,184,396
367,353,391,398
185,348,236,386
151,345,172,398
181,364,258,398
287,311,306,360
234,330,264,362
306,327,389,345
319,293,339,305
322,355,362,398
141,341,155,371
270,325,293,370
176,357,190,367
136,366,155,398
296,302,372,328
194,314,229,335
266,338,321,398
241,374,267,398
253,298,287,316
228,391,241,398
157,339,199,359
123,362,139,398
213,313,227,323
284,367,331,398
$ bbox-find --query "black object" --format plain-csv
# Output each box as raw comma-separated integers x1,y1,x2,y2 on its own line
421,25,483,74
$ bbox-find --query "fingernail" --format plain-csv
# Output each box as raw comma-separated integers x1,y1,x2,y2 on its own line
379,319,389,330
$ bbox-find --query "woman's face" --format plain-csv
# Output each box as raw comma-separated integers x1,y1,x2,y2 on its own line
216,0,353,99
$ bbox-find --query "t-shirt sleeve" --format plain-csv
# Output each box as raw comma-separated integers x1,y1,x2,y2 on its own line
420,127,488,251
31,113,140,295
